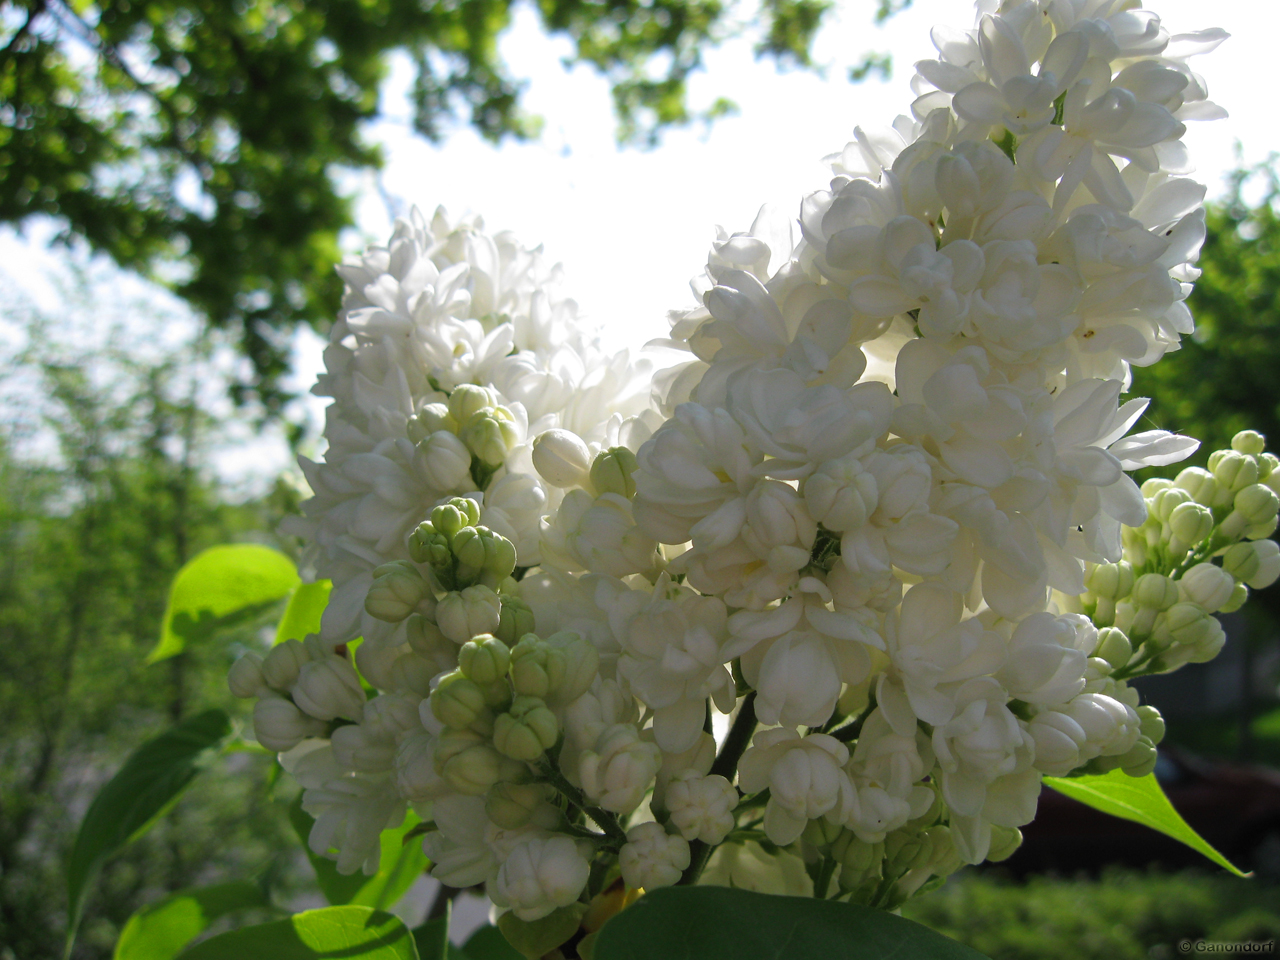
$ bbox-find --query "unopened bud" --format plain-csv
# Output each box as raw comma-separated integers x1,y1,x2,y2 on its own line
1136,705,1165,745
1220,582,1249,613
1179,562,1235,612
924,825,963,877
486,781,552,829
1085,561,1134,601
493,696,560,761
431,671,488,728
510,631,600,701
419,431,472,490
459,634,511,684
802,818,844,847
497,597,536,645
1174,466,1219,506
1141,478,1174,497
1261,453,1280,484
228,652,267,699
1119,737,1158,777
1231,484,1280,527
253,696,325,752
365,561,429,623
416,402,455,434
1232,430,1267,456
1224,539,1280,589
590,447,639,499
835,833,883,888
1150,487,1192,523
433,498,482,538
1133,573,1179,611
461,407,519,467
453,525,517,587
1168,501,1214,550
409,522,452,569
448,384,498,423
261,638,308,691
533,429,593,488
987,826,1022,863
1211,450,1259,492
885,830,933,873
437,584,503,644
619,822,691,890
1092,627,1132,669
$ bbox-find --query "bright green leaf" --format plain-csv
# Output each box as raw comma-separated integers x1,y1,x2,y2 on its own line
177,906,418,960
462,926,520,960
275,580,332,645
593,886,988,960
68,710,232,952
289,796,429,908
114,881,269,960
148,544,300,664
1044,767,1248,877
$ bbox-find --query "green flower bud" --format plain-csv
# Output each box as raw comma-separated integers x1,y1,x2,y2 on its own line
405,613,451,658
885,829,934,874
802,819,844,848
590,447,639,499
923,825,964,877
496,597,537,646
509,631,600,701
1160,602,1218,650
493,696,560,761
437,584,503,644
1247,516,1280,541
432,497,482,539
1235,484,1280,525
364,561,429,623
1220,582,1249,613
448,384,498,424
547,630,601,702
1136,705,1165,745
486,781,552,829
1168,501,1214,550
459,634,511,684
987,826,1022,863
1133,573,1179,611
1261,453,1280,484
442,742,507,795
1232,430,1267,456
1150,487,1192,523
1085,561,1134,601
834,833,883,889
417,402,456,434
453,525,517,587
1211,450,1259,492
409,521,452,568
1119,737,1158,778
430,671,488,728
1092,626,1132,669
1140,477,1175,497
1224,539,1280,589
406,412,433,445
460,407,519,467
1174,467,1219,506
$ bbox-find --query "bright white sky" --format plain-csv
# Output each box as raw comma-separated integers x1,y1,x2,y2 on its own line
1,0,1276,487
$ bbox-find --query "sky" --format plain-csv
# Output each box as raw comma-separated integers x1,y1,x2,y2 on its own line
1,0,1277,488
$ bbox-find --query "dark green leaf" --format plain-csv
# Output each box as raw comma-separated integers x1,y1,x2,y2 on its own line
1045,768,1248,876
177,906,418,960
289,796,429,908
67,710,232,951
148,545,299,663
275,580,333,645
114,881,269,960
593,886,988,960
462,925,521,960
412,902,450,960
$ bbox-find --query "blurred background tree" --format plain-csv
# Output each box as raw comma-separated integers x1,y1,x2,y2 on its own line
0,0,842,412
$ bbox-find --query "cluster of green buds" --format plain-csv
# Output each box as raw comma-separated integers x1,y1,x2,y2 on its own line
407,497,518,592
1079,431,1280,679
802,787,970,911
407,384,522,491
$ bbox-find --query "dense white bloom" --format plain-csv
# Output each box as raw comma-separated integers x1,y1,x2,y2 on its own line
665,771,738,844
578,723,663,815
738,728,855,845
492,836,592,921
619,822,691,890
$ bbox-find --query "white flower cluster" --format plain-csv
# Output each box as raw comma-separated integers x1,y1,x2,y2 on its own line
229,0,1256,935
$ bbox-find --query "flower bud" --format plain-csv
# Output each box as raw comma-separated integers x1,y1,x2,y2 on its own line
253,696,326,752
437,737,507,795
436,584,502,644
1223,539,1280,589
408,521,452,569
1229,484,1280,531
620,822,691,890
1179,562,1235,612
1029,711,1085,776
987,826,1022,863
458,634,511,684
432,497,482,538
486,781,552,830
1211,450,1259,492
364,561,429,623
493,837,591,922
448,384,498,423
803,457,879,532
1261,453,1280,484
533,429,593,488
510,631,600,701
1133,573,1179,611
1174,467,1219,506
1119,736,1158,777
1141,477,1174,497
228,652,267,699
496,597,536,645
293,657,366,721
1221,582,1249,613
419,431,472,490
261,638,308,691
834,833,883,888
395,730,449,802
1085,561,1134,601
666,772,738,844
430,671,488,728
885,829,934,874
1136,705,1165,745
1150,487,1192,524
590,447,639,499
1167,501,1214,551
405,613,451,659
493,696,560,761
1091,627,1131,670
923,826,964,877
331,722,396,774
453,525,517,587
406,411,433,445
416,402,456,434
579,723,662,815
460,407,519,467
1232,430,1267,456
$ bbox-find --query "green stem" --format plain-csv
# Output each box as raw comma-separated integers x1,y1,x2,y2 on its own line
814,856,837,899
537,761,627,844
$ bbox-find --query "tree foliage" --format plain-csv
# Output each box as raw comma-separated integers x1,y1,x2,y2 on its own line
0,0,833,409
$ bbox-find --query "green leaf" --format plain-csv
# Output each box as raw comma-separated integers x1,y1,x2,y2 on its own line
114,881,269,960
593,886,988,960
177,906,419,960
412,902,450,960
462,926,521,960
1044,767,1248,877
289,796,429,908
275,580,333,645
148,544,300,663
67,710,232,952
